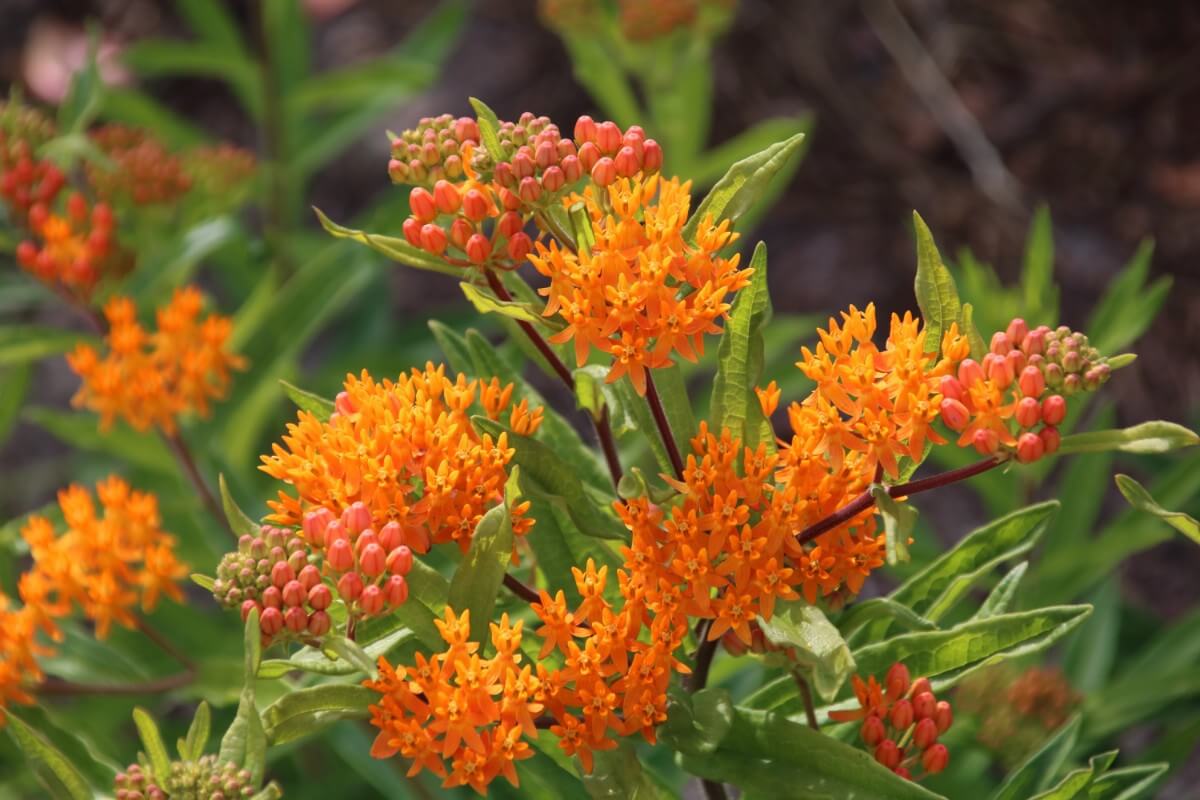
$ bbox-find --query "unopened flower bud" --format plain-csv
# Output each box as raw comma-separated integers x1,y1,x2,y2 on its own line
1019,365,1046,398
343,502,371,534
922,743,949,774
973,428,999,455
861,715,886,746
384,574,409,607
985,353,1014,387
578,141,601,173
449,217,473,249
402,216,422,246
939,375,964,402
388,158,409,183
494,161,516,188
260,606,284,637
913,717,939,749
1006,318,1029,346
282,580,306,608
420,223,447,255
1006,348,1026,376
465,233,491,264
1063,373,1082,395
1015,397,1041,428
507,232,533,262
890,699,914,730
463,189,490,222
574,115,597,144
337,571,363,602
596,121,622,155
874,740,901,770
360,584,385,616
886,663,911,698
299,564,322,590
541,165,565,192
913,691,936,720
990,331,1010,355
591,157,616,186
615,145,640,177
958,359,984,386
378,521,403,553
386,545,414,576
307,583,332,611
433,180,460,214
498,211,524,239
894,766,911,780
1017,432,1045,463
910,677,932,697
934,700,953,733
561,154,582,183
359,543,386,578
307,610,331,636
1042,394,1067,425
1022,329,1045,356
939,398,970,432
1040,425,1061,455
302,508,334,545
1063,350,1082,373
271,561,295,588
519,176,542,203
284,606,308,633
535,140,556,170
455,117,479,143
240,599,259,622
262,585,282,609
327,538,354,572
409,187,436,222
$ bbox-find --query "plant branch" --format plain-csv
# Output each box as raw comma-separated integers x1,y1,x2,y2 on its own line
792,670,820,731
162,430,228,536
644,371,685,481
483,268,623,488
503,572,541,605
38,670,195,696
136,617,194,670
795,455,1005,546
687,619,718,693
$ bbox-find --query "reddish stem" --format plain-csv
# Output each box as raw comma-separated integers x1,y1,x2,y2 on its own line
503,573,540,605
644,370,685,481
163,430,229,538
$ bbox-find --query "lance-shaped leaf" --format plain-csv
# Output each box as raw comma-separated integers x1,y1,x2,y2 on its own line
660,687,735,757
872,485,917,566
219,608,267,785
314,207,461,276
447,476,516,645
468,96,505,162
1085,764,1168,800
961,302,988,361
1029,751,1118,800
219,473,260,538
1115,474,1200,545
710,241,774,453
972,561,1029,620
279,380,334,421
262,684,375,745
259,627,415,678
132,708,171,782
460,282,561,329
912,211,964,355
5,714,94,800
428,320,475,375
683,133,805,241
582,741,674,799
25,407,175,473
1057,421,1199,456
0,325,96,366
758,601,855,702
180,701,211,762
990,714,1082,800
836,598,937,640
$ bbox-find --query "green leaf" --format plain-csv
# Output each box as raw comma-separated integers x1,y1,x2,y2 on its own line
0,364,30,446
872,485,916,566
650,362,697,447
446,481,514,645
661,687,734,756
1057,421,1199,456
181,701,211,761
122,41,260,117
1114,473,1200,545
972,561,1028,620
689,116,811,188
683,133,806,242
468,96,505,162
1106,353,1137,370
261,684,375,745
291,56,435,113
890,501,1057,621
259,627,414,678
1087,240,1169,355
758,601,855,702
218,473,259,538
5,714,94,800
989,714,1082,800
710,241,774,452
912,211,964,355
24,407,176,473
100,88,207,148
279,379,334,421
428,320,475,375
190,573,216,591
219,608,267,784
175,0,247,56
325,635,379,679
132,708,171,783
1062,579,1120,693
1021,205,1059,323
582,742,672,800
460,282,559,328
961,302,988,361
559,34,641,126
313,207,461,276
0,325,94,366
836,598,937,639
1086,764,1168,800
1029,751,1118,799
56,31,102,134
474,417,626,540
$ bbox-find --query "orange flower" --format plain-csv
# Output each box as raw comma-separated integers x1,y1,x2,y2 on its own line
0,595,51,725
67,286,245,433
15,192,121,298
86,125,191,206
261,364,540,553
529,174,749,394
19,476,187,640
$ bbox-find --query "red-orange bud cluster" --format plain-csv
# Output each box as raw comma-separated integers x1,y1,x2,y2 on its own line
388,114,480,186
87,125,192,206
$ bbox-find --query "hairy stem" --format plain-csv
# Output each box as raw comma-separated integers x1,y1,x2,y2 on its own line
483,268,623,488
792,670,820,731
163,430,229,537
795,455,1004,546
503,572,541,605
644,371,685,481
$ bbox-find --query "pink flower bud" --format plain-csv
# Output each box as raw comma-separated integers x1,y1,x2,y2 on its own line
260,606,284,637
535,140,556,170
1022,329,1046,356
271,560,295,589
591,157,616,187
387,158,408,183
343,502,372,535
1017,432,1045,463
360,584,385,616
1019,365,1046,398
497,211,524,239
939,375,964,402
282,580,306,608
557,138,577,160
433,180,460,214
913,691,936,720
577,141,601,173
574,115,597,143
614,145,640,177
1006,318,1029,346
910,677,931,697
307,610,331,637
990,331,1011,355
874,740,901,770
596,121,622,155
494,161,516,188
642,139,663,173
886,663,910,698
518,176,542,203
307,583,332,611
261,585,282,609
384,575,409,607
861,715,886,746
1006,348,1026,376
402,216,421,246
1042,394,1067,425
284,606,308,633
378,521,403,553
561,154,582,183
1015,397,1041,428
890,699,914,731
957,358,984,386
455,117,479,143
985,353,1014,387
465,233,491,265
541,165,565,192
973,428,1000,455
939,398,970,432
922,744,949,774
462,189,490,222
934,701,953,733
359,543,386,578
420,223,447,255
913,718,939,749
623,125,646,147
449,217,473,250
337,571,363,603
507,232,533,262
386,545,414,576
403,524,431,554
327,538,354,573
240,599,259,622
323,519,345,547
409,187,436,222
499,187,521,211
302,508,334,545
1040,425,1060,455
894,767,911,780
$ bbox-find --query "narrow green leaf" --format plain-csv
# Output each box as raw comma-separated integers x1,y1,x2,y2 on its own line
1029,750,1118,799
583,741,673,799
219,473,259,538
460,282,559,328
568,201,593,252
428,320,475,375
710,241,774,452
989,714,1082,800
313,207,461,276
279,380,335,421
972,561,1028,620
468,96,505,162
683,133,806,242
651,362,697,446
220,608,267,783
175,0,247,56
1086,764,1168,800
260,627,414,678
122,41,260,117
325,635,379,679
560,34,641,126
689,116,811,188
4,714,94,800
262,684,376,745
190,573,216,591
1057,421,1199,456
0,364,30,446
1115,473,1200,545
1062,579,1120,693
132,708,171,783
961,302,988,361
836,598,937,639
447,492,514,645
872,485,916,566
1107,353,1137,370
1087,239,1169,355
0,325,93,366
24,407,175,473
912,211,964,355
182,701,211,761
1021,205,1059,323
758,601,855,702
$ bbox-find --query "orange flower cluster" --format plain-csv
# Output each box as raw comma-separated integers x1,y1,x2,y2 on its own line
66,286,245,433
16,193,121,297
87,125,192,206
261,364,540,554
19,476,188,640
0,594,49,724
366,609,540,794
618,0,699,40
531,174,747,394
829,663,952,780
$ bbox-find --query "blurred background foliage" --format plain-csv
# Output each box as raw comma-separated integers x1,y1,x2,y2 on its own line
0,0,1197,797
